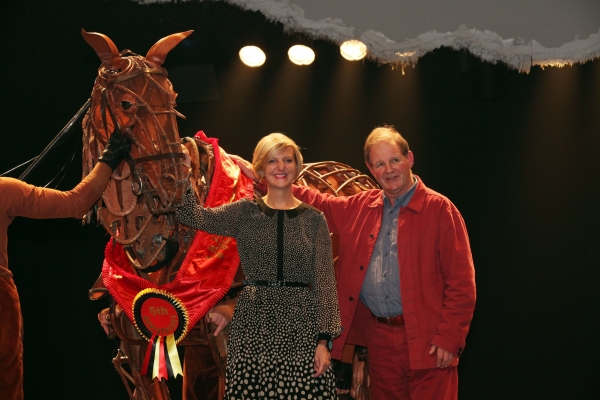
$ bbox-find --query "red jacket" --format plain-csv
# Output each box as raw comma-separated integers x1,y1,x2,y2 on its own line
293,176,476,369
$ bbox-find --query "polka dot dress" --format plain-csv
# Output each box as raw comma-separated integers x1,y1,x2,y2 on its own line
177,193,341,399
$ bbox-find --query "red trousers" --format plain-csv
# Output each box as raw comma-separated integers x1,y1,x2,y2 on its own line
364,315,458,400
0,277,23,400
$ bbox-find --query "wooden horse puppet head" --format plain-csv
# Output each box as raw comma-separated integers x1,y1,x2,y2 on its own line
81,29,201,277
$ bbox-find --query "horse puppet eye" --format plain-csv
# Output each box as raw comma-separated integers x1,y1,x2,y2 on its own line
119,93,138,115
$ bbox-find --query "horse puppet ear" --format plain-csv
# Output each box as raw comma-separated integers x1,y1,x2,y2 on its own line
81,29,127,71
145,30,194,67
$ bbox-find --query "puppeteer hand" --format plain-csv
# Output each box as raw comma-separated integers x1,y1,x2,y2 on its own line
429,344,455,368
206,311,228,336
206,301,235,336
98,130,132,171
97,305,122,337
331,359,352,394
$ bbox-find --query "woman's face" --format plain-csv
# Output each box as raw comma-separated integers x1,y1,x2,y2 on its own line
261,146,296,190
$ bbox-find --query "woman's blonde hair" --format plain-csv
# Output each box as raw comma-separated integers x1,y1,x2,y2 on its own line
252,133,303,181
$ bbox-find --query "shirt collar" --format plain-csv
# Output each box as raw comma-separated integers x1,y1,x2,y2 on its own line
383,176,418,208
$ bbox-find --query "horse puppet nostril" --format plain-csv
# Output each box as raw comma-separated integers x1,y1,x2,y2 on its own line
160,174,177,190
160,174,176,184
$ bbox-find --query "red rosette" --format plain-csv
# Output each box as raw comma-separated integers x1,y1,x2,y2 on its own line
132,288,189,343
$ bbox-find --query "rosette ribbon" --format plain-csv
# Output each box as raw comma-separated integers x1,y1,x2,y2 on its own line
133,289,188,379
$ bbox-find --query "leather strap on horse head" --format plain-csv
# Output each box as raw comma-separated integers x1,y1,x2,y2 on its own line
130,153,185,166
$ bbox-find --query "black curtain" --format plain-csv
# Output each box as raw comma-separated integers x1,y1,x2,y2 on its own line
2,1,599,398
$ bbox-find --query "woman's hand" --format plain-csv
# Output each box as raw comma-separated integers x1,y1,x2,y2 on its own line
313,342,331,378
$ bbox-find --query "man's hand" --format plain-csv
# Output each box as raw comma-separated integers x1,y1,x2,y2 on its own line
229,154,269,195
313,343,331,378
229,154,257,181
429,344,455,368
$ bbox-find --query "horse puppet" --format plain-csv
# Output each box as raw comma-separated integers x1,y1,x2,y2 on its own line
80,29,377,400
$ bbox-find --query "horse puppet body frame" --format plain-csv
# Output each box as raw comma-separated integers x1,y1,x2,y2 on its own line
81,29,377,400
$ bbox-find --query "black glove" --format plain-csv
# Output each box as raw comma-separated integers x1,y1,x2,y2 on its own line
98,131,132,171
331,359,353,391
355,344,368,362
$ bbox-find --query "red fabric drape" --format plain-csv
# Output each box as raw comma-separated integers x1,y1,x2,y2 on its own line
102,131,254,340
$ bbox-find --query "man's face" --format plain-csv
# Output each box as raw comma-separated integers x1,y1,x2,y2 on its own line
366,140,414,201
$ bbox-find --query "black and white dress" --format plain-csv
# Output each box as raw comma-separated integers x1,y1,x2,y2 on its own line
177,193,341,399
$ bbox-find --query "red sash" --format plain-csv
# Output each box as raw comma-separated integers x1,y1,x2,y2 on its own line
101,131,254,379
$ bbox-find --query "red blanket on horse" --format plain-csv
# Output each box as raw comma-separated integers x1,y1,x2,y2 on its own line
102,131,253,379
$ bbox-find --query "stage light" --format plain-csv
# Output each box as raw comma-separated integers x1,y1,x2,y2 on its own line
340,40,367,61
239,46,266,67
288,45,315,66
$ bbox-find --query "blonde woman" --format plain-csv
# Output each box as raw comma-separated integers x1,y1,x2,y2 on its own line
177,133,340,399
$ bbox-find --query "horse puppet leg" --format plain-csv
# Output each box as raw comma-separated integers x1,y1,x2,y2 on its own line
109,304,171,400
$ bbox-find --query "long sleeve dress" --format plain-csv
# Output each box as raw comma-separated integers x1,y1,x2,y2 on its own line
177,191,341,399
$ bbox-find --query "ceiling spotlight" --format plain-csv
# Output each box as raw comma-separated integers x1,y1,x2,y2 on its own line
239,46,266,67
340,40,367,61
288,45,315,66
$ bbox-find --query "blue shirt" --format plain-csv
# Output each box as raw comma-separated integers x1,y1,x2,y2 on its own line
359,178,417,317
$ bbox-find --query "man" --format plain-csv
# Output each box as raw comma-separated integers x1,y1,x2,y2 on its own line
0,132,130,400
234,125,476,399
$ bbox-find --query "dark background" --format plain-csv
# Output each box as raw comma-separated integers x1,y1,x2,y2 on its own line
2,0,599,399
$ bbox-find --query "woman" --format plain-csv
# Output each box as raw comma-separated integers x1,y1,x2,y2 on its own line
176,133,341,399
